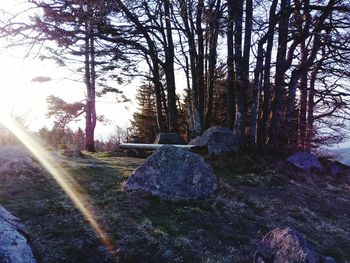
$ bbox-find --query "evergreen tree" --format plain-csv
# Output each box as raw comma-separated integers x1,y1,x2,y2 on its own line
130,81,159,143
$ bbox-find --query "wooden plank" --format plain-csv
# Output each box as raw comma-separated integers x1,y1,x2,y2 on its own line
117,143,197,150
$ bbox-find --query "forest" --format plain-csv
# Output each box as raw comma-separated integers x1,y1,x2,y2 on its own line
0,1,350,263
1,0,349,151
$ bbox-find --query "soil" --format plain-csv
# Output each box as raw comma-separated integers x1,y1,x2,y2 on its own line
0,149,349,263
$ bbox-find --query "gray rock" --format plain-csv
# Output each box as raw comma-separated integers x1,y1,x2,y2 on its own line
0,146,38,175
0,205,37,263
154,133,186,145
254,227,336,263
287,152,323,172
123,145,217,200
189,126,238,156
321,159,349,176
62,149,84,158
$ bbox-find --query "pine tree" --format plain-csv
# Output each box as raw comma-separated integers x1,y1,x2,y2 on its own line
130,81,159,143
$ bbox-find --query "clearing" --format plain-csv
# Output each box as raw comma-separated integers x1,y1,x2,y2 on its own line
0,151,349,263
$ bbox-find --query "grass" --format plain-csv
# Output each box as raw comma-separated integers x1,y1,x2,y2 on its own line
0,150,349,262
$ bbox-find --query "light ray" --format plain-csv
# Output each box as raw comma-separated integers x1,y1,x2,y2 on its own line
0,116,115,256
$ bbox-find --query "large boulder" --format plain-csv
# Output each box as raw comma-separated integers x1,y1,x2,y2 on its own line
188,126,238,156
154,133,186,145
0,146,38,175
287,152,323,172
254,227,336,263
0,205,37,263
123,145,217,200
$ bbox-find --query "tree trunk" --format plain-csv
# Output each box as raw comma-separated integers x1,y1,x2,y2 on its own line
285,68,300,145
269,0,291,145
306,56,323,149
84,15,96,152
234,0,249,146
258,0,278,146
153,62,167,132
226,0,235,129
164,0,177,132
205,0,221,129
298,39,308,148
196,0,205,133
249,40,264,145
305,64,317,149
179,0,202,136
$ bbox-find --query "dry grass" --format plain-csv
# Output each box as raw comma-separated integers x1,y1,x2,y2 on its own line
0,150,349,263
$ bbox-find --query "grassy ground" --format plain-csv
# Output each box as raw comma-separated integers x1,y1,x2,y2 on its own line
0,151,349,263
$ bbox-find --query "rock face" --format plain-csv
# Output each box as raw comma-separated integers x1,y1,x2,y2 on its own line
0,146,37,175
0,205,37,263
287,152,323,172
254,227,336,263
154,133,186,145
123,145,217,200
189,126,238,156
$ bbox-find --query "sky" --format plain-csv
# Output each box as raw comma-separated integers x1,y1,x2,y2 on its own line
0,46,138,139
0,0,138,140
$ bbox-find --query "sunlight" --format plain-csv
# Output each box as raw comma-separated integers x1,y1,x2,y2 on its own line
0,116,115,256
0,48,45,119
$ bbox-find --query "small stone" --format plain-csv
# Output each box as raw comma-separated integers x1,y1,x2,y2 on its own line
254,227,336,263
62,149,84,158
287,152,323,172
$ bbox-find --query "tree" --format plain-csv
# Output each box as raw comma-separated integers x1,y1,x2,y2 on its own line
46,95,85,133
1,0,130,151
130,81,159,143
249,0,278,146
2,0,350,151
226,0,235,130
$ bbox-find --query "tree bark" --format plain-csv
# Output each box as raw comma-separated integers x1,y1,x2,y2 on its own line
226,0,235,129
249,39,264,145
298,39,308,148
205,0,221,129
305,62,319,149
234,0,250,146
164,0,177,132
269,0,291,145
84,8,96,152
196,0,205,133
258,0,278,146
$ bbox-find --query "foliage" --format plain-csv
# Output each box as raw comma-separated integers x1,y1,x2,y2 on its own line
46,95,85,131
38,126,84,150
129,81,159,143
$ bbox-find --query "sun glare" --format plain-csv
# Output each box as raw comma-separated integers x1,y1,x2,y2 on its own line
0,116,115,256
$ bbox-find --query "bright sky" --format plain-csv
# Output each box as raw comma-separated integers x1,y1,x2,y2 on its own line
0,1,137,140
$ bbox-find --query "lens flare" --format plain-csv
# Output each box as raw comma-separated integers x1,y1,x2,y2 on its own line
0,116,115,255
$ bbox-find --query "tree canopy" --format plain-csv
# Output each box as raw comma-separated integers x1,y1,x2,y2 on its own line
1,0,349,149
